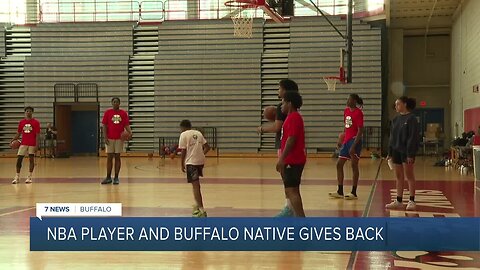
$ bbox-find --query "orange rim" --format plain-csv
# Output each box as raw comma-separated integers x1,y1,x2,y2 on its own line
225,0,260,8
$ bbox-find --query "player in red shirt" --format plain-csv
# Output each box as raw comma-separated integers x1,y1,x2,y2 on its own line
101,97,132,185
329,94,364,200
257,79,299,217
276,91,306,217
10,106,41,184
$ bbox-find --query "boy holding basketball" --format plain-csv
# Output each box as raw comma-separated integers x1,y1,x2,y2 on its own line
257,79,299,217
179,120,210,218
276,91,306,217
101,97,132,185
11,106,41,184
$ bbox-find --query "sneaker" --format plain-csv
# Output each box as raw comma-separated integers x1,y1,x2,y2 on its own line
193,210,207,218
344,193,358,200
275,206,294,217
25,176,32,184
101,178,112,184
328,191,344,199
192,206,206,216
12,176,19,184
385,200,404,209
113,178,120,185
406,200,416,211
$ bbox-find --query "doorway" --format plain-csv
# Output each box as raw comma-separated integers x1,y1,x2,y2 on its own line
55,103,99,156
413,108,445,138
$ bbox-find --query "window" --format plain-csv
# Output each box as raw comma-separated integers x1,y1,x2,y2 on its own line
0,0,27,24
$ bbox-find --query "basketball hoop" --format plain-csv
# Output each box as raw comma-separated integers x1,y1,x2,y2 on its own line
324,71,345,91
323,54,346,91
231,11,254,38
225,0,260,9
226,0,261,38
324,76,341,91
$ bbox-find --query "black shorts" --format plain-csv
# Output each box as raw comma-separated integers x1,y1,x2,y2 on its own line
282,164,304,188
186,165,204,182
391,150,410,165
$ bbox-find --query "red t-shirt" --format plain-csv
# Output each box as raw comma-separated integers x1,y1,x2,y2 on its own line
102,109,130,140
343,107,364,143
281,111,306,165
18,118,41,146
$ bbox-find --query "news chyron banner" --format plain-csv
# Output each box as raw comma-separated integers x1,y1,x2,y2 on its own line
30,203,480,251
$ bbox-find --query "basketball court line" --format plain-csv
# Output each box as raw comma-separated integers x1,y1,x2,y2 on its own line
346,160,383,269
351,178,480,269
0,177,375,185
346,180,379,269
0,206,35,217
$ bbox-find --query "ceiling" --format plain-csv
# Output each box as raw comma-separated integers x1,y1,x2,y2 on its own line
388,0,462,33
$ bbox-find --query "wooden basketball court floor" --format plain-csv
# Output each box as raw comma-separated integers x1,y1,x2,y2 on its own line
0,156,478,269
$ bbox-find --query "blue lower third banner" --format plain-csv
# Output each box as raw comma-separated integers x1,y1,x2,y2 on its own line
30,217,480,251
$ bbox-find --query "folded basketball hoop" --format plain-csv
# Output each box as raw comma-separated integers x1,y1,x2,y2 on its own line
225,0,260,38
323,58,346,91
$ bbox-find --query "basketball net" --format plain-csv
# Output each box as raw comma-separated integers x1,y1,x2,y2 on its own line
324,65,345,91
231,10,253,38
324,77,339,91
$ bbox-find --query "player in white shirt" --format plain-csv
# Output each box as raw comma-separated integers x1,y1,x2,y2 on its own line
178,120,211,217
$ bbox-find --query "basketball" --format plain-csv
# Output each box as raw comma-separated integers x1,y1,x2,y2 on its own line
10,140,21,149
263,106,276,122
120,131,131,141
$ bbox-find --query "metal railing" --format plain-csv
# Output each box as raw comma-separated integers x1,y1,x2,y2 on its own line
363,126,382,152
54,82,98,103
0,0,384,25
39,0,165,23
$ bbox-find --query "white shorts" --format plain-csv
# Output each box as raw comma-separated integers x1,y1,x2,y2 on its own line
105,139,124,154
18,145,36,156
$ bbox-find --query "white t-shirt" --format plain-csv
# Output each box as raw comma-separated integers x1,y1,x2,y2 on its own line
178,129,207,165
